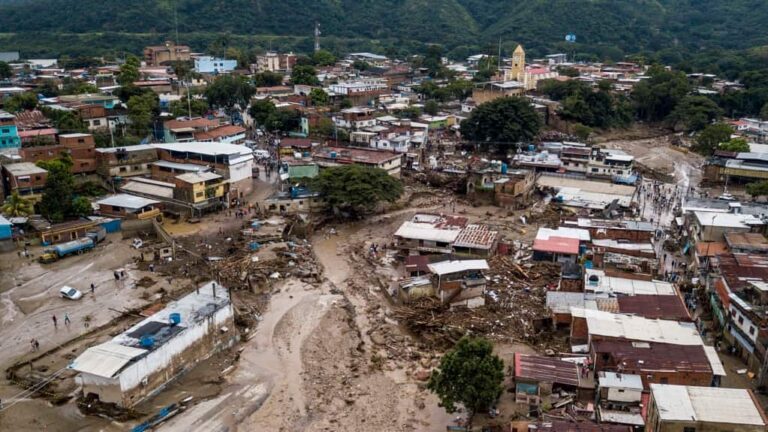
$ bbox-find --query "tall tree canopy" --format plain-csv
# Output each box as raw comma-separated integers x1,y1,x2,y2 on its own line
290,65,320,86
460,97,541,151
310,165,403,218
37,155,76,223
205,75,255,113
632,65,691,122
427,337,504,423
667,95,723,132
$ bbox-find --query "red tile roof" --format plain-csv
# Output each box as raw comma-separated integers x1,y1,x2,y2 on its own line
533,236,580,255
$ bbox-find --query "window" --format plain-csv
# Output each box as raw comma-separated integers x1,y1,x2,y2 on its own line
738,316,744,325
659,377,668,384
35,176,41,181
591,168,599,173
1,128,8,134
93,120,101,126
119,167,127,173
750,326,755,335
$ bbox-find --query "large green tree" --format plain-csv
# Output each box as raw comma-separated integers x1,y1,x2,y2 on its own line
719,137,750,152
427,337,504,425
117,55,140,86
290,65,320,86
311,165,403,217
170,96,208,118
460,97,541,151
253,71,284,87
127,91,159,136
37,155,76,223
694,123,733,155
205,75,255,113
4,92,39,112
309,88,329,106
312,49,336,66
667,95,723,132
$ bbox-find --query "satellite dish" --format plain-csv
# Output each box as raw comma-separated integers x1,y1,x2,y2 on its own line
565,33,577,43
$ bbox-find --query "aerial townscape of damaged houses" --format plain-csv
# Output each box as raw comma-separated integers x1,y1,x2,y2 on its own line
3,36,768,432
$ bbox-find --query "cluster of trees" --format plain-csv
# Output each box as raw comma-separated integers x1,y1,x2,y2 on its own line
248,99,301,133
415,80,473,103
541,80,633,129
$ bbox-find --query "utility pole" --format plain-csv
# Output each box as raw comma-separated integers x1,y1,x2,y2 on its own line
314,22,321,53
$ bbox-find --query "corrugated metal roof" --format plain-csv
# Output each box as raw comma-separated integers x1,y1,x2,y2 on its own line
514,353,580,387
121,181,174,199
651,384,766,425
97,194,159,210
579,309,703,345
394,221,461,243
702,345,727,376
533,236,580,255
427,259,488,276
70,343,147,378
598,371,643,390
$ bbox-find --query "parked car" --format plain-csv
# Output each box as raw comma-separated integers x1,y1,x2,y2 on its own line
59,286,83,300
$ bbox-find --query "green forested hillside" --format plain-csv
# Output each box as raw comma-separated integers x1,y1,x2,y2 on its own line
0,0,767,60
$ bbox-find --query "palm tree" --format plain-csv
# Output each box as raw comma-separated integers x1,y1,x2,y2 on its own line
2,192,33,217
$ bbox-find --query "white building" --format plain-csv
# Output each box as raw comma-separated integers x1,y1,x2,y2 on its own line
71,282,236,407
194,56,237,74
329,78,388,96
152,142,255,196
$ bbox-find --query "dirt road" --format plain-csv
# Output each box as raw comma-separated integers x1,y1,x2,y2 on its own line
161,212,455,431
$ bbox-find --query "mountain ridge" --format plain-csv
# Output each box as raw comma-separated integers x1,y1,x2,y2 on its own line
0,0,766,58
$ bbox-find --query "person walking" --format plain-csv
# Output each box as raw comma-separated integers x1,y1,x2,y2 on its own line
52,314,57,328
30,339,36,352
64,313,71,327
90,283,95,294
34,339,40,352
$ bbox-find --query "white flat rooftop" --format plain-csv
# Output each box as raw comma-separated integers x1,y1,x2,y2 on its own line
650,384,766,425
97,194,159,210
428,260,489,276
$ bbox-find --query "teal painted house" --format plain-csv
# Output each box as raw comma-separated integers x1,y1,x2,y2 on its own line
0,111,20,149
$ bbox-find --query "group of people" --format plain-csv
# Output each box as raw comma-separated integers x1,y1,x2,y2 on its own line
640,181,684,221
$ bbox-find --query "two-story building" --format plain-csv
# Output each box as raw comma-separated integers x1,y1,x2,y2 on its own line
313,146,403,177
96,144,158,180
173,172,226,209
152,142,254,198
163,118,220,143
144,42,191,66
0,110,21,151
1,162,47,201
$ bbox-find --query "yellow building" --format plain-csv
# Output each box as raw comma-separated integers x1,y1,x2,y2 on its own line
173,172,227,205
504,45,559,91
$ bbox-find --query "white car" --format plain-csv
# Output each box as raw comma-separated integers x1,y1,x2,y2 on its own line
59,286,83,300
